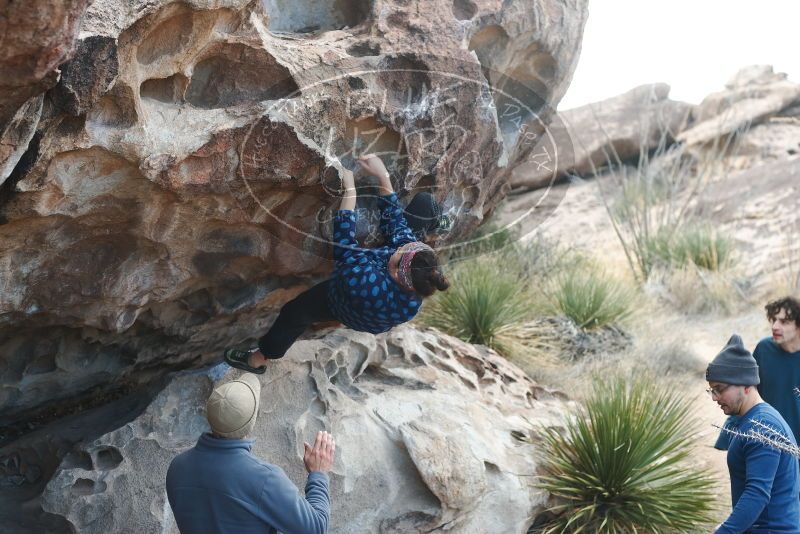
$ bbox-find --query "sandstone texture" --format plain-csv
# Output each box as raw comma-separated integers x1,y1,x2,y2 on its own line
24,326,568,533
0,1,588,532
0,0,588,421
0,0,91,184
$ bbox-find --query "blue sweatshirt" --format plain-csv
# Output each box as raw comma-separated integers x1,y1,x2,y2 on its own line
166,433,330,534
754,337,800,443
327,192,422,333
718,403,800,534
715,338,800,451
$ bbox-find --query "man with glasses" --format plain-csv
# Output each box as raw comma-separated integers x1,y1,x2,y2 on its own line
715,297,800,450
706,334,800,533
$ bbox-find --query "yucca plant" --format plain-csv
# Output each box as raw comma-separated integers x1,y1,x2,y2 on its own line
417,258,531,354
645,226,733,272
536,376,717,533
675,226,732,271
550,266,635,330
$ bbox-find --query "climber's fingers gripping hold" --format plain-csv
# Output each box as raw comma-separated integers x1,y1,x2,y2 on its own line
357,154,389,178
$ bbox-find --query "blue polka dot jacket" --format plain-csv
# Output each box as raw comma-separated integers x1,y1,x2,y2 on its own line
327,193,422,334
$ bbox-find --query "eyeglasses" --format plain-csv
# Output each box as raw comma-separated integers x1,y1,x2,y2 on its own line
706,384,732,397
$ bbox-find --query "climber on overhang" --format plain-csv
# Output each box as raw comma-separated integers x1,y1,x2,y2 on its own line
223,153,451,374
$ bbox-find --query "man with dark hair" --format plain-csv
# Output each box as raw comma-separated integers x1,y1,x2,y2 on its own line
715,296,800,450
758,296,800,441
707,335,800,533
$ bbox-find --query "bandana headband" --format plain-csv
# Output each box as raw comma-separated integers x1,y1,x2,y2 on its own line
397,241,434,292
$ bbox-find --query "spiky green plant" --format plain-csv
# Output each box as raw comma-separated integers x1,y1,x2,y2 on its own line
550,266,635,330
536,376,717,533
645,226,733,272
417,258,531,354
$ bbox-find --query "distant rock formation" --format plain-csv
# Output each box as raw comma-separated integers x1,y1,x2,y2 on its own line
511,65,800,191
511,83,694,190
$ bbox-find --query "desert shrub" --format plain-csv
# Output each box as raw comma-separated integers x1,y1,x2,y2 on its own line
536,375,716,533
645,225,734,272
660,265,743,315
587,104,747,282
549,265,636,329
417,258,532,354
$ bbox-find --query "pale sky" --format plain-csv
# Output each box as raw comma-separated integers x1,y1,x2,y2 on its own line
559,0,800,110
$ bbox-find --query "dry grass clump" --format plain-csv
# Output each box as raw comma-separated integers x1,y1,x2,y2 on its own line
646,264,746,316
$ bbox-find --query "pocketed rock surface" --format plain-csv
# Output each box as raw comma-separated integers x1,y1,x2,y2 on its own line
0,1,588,532
36,326,569,533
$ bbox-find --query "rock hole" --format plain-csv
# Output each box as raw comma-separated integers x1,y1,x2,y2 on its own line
483,460,501,473
377,55,431,109
71,477,106,496
362,364,404,386
140,73,189,104
421,341,438,354
469,27,552,137
87,85,138,128
453,0,477,20
0,130,41,220
136,11,194,65
186,44,299,108
24,352,57,375
309,397,327,416
347,76,366,89
469,25,510,75
95,447,123,470
265,0,371,33
61,451,93,471
324,360,338,377
347,41,381,57
459,376,476,390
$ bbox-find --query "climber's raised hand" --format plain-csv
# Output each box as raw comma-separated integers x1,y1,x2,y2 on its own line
357,154,389,179
358,154,393,195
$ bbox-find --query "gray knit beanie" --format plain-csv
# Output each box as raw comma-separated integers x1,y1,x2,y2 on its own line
705,334,760,386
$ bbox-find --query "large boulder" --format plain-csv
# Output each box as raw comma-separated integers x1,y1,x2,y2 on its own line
510,84,694,190
678,65,800,146
696,157,800,292
0,0,588,425
28,326,569,533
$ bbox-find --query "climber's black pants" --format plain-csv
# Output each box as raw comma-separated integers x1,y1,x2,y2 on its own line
257,280,335,359
257,193,440,358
